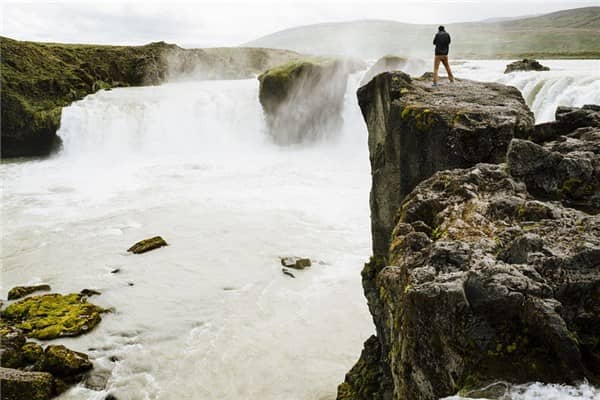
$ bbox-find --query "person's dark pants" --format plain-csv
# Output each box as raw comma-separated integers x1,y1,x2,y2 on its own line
433,55,454,83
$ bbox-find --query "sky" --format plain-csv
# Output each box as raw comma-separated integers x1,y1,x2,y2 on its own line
1,0,598,47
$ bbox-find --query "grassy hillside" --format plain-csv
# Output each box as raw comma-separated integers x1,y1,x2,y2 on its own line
0,37,301,157
245,7,600,59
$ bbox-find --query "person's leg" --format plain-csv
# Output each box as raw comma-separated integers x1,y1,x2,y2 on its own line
433,56,441,84
441,56,454,82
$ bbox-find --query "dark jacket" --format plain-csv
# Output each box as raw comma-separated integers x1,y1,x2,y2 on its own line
433,31,451,56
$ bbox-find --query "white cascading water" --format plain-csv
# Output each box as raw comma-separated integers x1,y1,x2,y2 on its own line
1,61,599,400
453,60,600,122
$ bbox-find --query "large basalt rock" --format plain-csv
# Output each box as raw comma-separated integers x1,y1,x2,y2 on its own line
338,105,600,400
532,104,600,143
359,71,534,256
0,367,54,400
508,127,600,213
43,345,92,378
504,58,550,73
2,293,104,340
360,55,426,86
258,58,364,144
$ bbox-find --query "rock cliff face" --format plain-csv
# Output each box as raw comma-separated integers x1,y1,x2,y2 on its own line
1,36,302,158
358,72,534,257
339,71,600,399
258,58,364,144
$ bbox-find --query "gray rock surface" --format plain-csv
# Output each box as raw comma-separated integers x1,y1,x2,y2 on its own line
358,71,534,256
0,367,54,400
338,101,600,400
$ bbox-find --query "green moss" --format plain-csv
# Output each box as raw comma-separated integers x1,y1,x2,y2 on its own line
1,36,175,157
2,293,104,340
400,106,437,132
7,284,51,300
127,236,168,254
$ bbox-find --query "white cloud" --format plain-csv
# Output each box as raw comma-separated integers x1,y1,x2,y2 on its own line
1,1,597,47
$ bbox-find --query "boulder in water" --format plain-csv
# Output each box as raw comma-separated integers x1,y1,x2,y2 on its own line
127,236,168,254
7,284,51,300
504,58,550,73
1,293,104,340
258,58,361,144
280,256,312,269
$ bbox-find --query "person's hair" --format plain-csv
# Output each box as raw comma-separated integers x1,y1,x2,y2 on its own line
438,25,445,31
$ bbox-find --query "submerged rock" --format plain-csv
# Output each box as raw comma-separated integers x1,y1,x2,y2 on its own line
7,284,52,300
280,256,312,269
127,236,168,254
358,71,534,256
360,55,426,86
1,293,104,340
504,58,550,73
0,367,54,400
281,268,296,278
258,58,362,144
339,103,600,399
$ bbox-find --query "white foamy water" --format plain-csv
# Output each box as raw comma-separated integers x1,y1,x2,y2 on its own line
453,60,600,122
1,61,599,400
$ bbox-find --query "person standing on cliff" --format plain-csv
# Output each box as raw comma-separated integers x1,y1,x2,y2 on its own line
433,26,455,86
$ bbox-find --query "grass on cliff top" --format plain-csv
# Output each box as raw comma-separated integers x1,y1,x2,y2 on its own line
1,36,172,114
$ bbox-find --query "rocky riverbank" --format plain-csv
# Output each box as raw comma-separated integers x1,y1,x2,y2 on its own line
0,36,302,158
0,289,106,399
338,72,600,399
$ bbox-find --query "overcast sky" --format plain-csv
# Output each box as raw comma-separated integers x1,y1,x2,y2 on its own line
1,1,597,47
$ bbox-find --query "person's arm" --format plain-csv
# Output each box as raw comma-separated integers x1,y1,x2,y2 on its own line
433,34,437,45
448,34,451,45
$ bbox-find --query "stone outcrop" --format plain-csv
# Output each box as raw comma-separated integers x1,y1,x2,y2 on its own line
360,55,426,86
0,327,94,398
338,100,600,399
1,36,302,158
504,58,550,73
0,367,54,400
7,284,51,300
358,71,534,256
258,58,364,144
2,293,104,339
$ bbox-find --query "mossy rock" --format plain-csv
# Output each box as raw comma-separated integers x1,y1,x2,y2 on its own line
2,293,103,340
7,284,51,300
127,236,168,254
43,345,92,378
21,343,44,366
0,367,54,400
0,326,27,368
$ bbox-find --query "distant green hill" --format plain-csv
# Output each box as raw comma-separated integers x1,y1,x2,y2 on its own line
245,7,600,59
